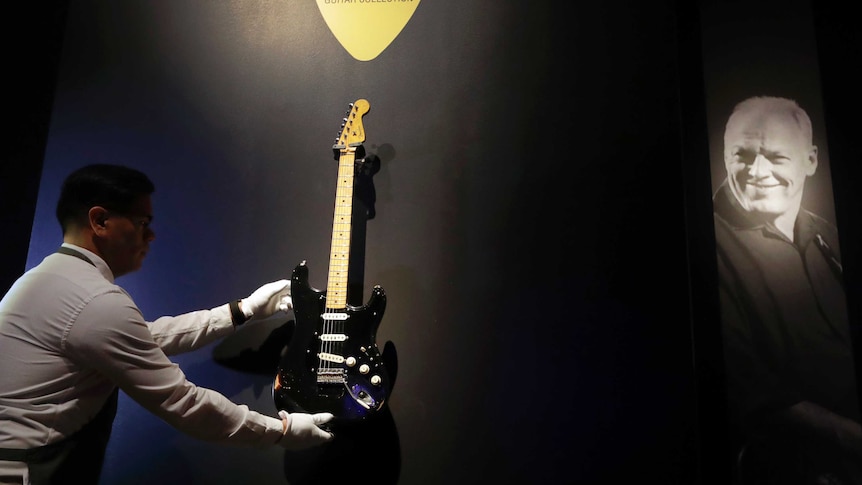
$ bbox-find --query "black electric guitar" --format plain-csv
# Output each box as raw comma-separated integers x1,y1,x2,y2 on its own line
273,99,390,421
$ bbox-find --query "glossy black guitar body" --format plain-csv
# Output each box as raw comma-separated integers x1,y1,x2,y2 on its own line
273,261,390,422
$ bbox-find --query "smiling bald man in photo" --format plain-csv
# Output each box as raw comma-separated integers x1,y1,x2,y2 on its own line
713,96,861,485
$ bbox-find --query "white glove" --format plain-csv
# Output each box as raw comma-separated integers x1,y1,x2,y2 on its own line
277,410,335,450
240,280,292,321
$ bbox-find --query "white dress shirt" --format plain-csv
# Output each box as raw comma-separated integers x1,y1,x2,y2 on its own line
0,244,283,478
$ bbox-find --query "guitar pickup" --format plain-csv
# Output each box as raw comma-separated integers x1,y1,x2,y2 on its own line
319,333,348,342
318,352,345,363
321,312,349,320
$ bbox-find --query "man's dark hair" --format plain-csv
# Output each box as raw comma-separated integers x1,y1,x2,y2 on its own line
56,164,155,234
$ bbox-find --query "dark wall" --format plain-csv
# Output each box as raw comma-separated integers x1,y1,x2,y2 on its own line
1,2,68,295
3,1,859,484
813,0,862,451
675,1,729,482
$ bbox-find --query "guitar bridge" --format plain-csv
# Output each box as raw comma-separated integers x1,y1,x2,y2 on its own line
317,367,345,385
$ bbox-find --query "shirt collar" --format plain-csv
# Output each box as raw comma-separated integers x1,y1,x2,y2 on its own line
713,181,818,249
61,242,116,284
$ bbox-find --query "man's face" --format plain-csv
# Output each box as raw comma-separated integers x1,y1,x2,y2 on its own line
102,195,155,278
723,110,817,220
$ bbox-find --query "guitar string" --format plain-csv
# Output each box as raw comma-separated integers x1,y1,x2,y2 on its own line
319,107,359,384
320,150,354,381
336,150,353,381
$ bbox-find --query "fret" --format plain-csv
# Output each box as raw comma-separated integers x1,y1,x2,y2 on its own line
325,101,368,306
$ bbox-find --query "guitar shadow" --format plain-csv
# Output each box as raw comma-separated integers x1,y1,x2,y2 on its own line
281,402,401,485
212,317,294,375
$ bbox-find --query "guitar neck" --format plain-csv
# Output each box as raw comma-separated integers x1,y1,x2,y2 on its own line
325,148,357,311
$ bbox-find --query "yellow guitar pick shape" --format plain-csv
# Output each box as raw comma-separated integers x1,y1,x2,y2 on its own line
316,0,421,61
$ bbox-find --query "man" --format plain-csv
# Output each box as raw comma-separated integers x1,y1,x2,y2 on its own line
713,96,862,484
0,164,333,484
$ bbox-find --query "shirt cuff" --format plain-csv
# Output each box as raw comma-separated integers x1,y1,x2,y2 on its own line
210,304,237,333
266,415,287,445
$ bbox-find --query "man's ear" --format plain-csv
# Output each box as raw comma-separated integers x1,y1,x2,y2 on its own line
806,145,819,176
88,206,110,233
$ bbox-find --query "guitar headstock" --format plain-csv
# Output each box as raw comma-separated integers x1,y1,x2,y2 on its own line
334,99,370,152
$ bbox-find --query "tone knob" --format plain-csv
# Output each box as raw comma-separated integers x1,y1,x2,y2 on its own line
370,375,381,386
359,364,370,374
